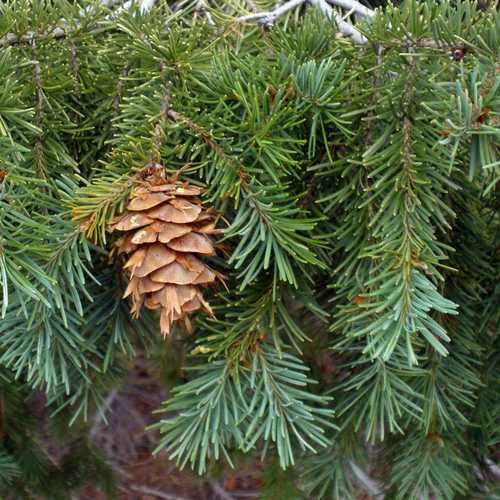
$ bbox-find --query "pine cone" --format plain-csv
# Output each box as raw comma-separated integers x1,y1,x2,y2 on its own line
109,164,222,335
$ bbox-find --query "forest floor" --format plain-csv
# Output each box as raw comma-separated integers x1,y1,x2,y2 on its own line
78,358,263,500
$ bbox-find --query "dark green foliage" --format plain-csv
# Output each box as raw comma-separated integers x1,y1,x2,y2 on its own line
0,0,498,498
0,371,116,498
259,460,305,500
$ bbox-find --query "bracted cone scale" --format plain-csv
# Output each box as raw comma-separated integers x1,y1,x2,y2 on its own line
109,164,223,335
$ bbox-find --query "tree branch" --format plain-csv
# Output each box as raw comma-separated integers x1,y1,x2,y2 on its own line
244,0,258,12
90,388,118,439
236,0,368,43
237,0,306,25
129,484,190,500
139,0,157,11
326,0,374,18
32,44,44,130
0,0,135,48
166,109,249,189
1,1,461,52
116,0,157,13
112,65,130,115
0,26,68,48
209,479,236,500
309,0,367,43
196,0,215,25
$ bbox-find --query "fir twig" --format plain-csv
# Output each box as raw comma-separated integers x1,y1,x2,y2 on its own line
0,26,69,48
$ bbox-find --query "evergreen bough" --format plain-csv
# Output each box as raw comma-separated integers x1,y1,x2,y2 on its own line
0,0,498,498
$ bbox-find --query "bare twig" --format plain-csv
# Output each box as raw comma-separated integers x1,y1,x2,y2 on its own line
342,6,357,21
139,0,157,11
0,26,68,48
90,388,118,439
0,1,460,55
309,0,367,43
486,460,500,480
0,0,124,47
196,0,215,25
113,65,130,115
0,0,150,48
245,0,258,12
209,479,236,500
117,0,157,13
129,484,190,500
237,0,306,25
32,43,44,129
67,39,80,83
171,0,192,11
350,461,384,496
326,0,374,18
31,39,50,183
236,0,367,43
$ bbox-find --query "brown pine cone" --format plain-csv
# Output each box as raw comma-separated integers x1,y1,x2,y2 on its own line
109,164,223,335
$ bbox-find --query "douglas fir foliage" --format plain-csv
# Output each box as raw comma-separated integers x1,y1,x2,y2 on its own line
0,0,498,498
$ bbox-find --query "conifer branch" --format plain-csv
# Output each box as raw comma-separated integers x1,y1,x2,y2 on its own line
31,39,48,182
32,48,44,129
112,65,130,115
68,39,80,84
0,26,69,48
166,108,249,191
1,1,498,495
72,174,136,244
236,0,368,42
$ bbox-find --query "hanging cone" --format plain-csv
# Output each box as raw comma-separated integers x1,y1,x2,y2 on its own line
109,164,223,335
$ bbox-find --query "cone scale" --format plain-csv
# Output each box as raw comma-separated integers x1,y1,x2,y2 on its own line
110,164,222,335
